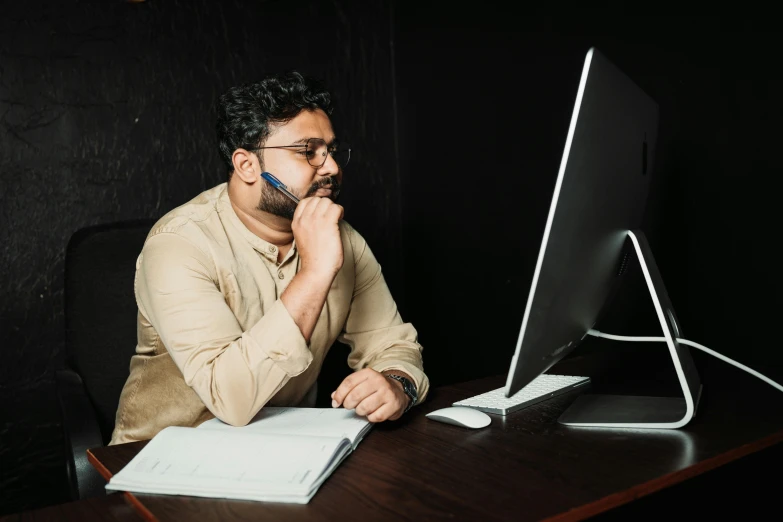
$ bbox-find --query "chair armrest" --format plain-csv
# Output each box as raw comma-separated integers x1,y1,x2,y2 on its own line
55,369,107,500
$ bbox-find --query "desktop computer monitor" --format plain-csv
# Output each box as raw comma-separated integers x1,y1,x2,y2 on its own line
502,48,701,429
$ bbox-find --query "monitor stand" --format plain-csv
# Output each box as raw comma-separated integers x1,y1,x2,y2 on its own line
558,229,702,429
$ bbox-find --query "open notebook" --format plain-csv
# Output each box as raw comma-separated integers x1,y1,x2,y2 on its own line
105,408,372,504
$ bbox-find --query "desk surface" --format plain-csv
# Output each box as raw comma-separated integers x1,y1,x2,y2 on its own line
87,352,783,522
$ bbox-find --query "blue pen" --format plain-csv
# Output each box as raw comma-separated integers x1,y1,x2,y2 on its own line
261,171,300,204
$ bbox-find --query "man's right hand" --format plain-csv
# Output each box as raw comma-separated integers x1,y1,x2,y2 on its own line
291,197,345,279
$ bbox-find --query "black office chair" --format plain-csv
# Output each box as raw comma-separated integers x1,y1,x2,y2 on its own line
56,220,154,500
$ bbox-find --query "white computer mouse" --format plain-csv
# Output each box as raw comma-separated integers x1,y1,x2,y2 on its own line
425,406,492,429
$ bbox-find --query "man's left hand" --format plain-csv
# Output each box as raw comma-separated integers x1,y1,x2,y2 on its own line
331,368,410,422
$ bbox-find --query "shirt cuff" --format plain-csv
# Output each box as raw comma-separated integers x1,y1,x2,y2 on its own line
245,299,312,377
369,360,430,405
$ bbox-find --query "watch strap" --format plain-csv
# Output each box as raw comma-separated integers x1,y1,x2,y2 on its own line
386,374,417,413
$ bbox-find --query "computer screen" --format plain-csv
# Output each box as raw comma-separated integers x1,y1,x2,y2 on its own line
502,48,701,428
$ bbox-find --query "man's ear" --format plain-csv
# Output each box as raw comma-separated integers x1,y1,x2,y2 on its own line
231,148,260,184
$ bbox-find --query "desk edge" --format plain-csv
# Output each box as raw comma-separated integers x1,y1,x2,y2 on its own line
86,449,159,522
542,430,783,522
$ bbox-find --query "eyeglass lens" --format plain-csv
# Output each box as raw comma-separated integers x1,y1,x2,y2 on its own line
306,138,350,168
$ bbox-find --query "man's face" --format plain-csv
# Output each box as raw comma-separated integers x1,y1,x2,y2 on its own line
256,109,343,220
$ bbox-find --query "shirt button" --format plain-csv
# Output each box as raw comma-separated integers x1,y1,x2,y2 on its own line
268,245,276,253
278,271,285,279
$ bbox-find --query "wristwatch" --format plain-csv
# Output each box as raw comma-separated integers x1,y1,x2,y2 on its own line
386,374,418,414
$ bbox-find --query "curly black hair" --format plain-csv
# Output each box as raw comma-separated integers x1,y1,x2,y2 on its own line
215,71,333,176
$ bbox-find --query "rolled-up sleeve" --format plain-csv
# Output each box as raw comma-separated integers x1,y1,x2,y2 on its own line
338,228,430,404
136,232,312,426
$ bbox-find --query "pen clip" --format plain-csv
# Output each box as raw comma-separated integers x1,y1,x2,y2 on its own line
261,171,283,186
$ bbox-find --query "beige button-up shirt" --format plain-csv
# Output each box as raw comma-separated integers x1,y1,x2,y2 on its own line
110,183,429,445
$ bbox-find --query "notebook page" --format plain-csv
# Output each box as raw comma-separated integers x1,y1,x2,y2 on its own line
198,407,372,448
106,426,349,502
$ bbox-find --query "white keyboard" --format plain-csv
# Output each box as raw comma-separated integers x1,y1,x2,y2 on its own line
453,374,591,415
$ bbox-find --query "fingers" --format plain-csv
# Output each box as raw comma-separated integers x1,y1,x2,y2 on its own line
341,380,376,411
331,368,373,407
294,197,343,223
332,369,408,422
367,402,401,423
291,198,308,225
354,391,384,417
293,197,317,222
330,202,344,221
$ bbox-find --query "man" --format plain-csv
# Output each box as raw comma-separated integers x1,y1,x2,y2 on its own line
110,72,428,445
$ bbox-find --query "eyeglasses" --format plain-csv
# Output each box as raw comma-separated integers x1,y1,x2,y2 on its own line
249,138,351,169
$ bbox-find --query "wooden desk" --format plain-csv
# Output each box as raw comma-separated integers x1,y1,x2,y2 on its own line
87,351,783,522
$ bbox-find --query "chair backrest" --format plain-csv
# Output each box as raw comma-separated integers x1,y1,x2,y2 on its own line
64,220,155,444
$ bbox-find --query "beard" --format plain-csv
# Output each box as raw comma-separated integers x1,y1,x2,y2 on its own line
257,175,341,220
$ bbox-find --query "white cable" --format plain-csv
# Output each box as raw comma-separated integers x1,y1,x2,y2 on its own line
587,329,783,394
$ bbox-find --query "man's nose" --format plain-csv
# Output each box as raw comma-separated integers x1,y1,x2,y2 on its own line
316,152,340,176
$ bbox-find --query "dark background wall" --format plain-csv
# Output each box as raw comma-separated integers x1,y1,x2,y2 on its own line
1,1,781,516
394,10,783,385
0,0,402,514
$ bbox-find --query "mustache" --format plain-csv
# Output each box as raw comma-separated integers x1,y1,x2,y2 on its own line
306,176,341,197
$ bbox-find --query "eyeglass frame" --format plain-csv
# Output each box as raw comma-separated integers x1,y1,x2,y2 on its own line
247,137,351,169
